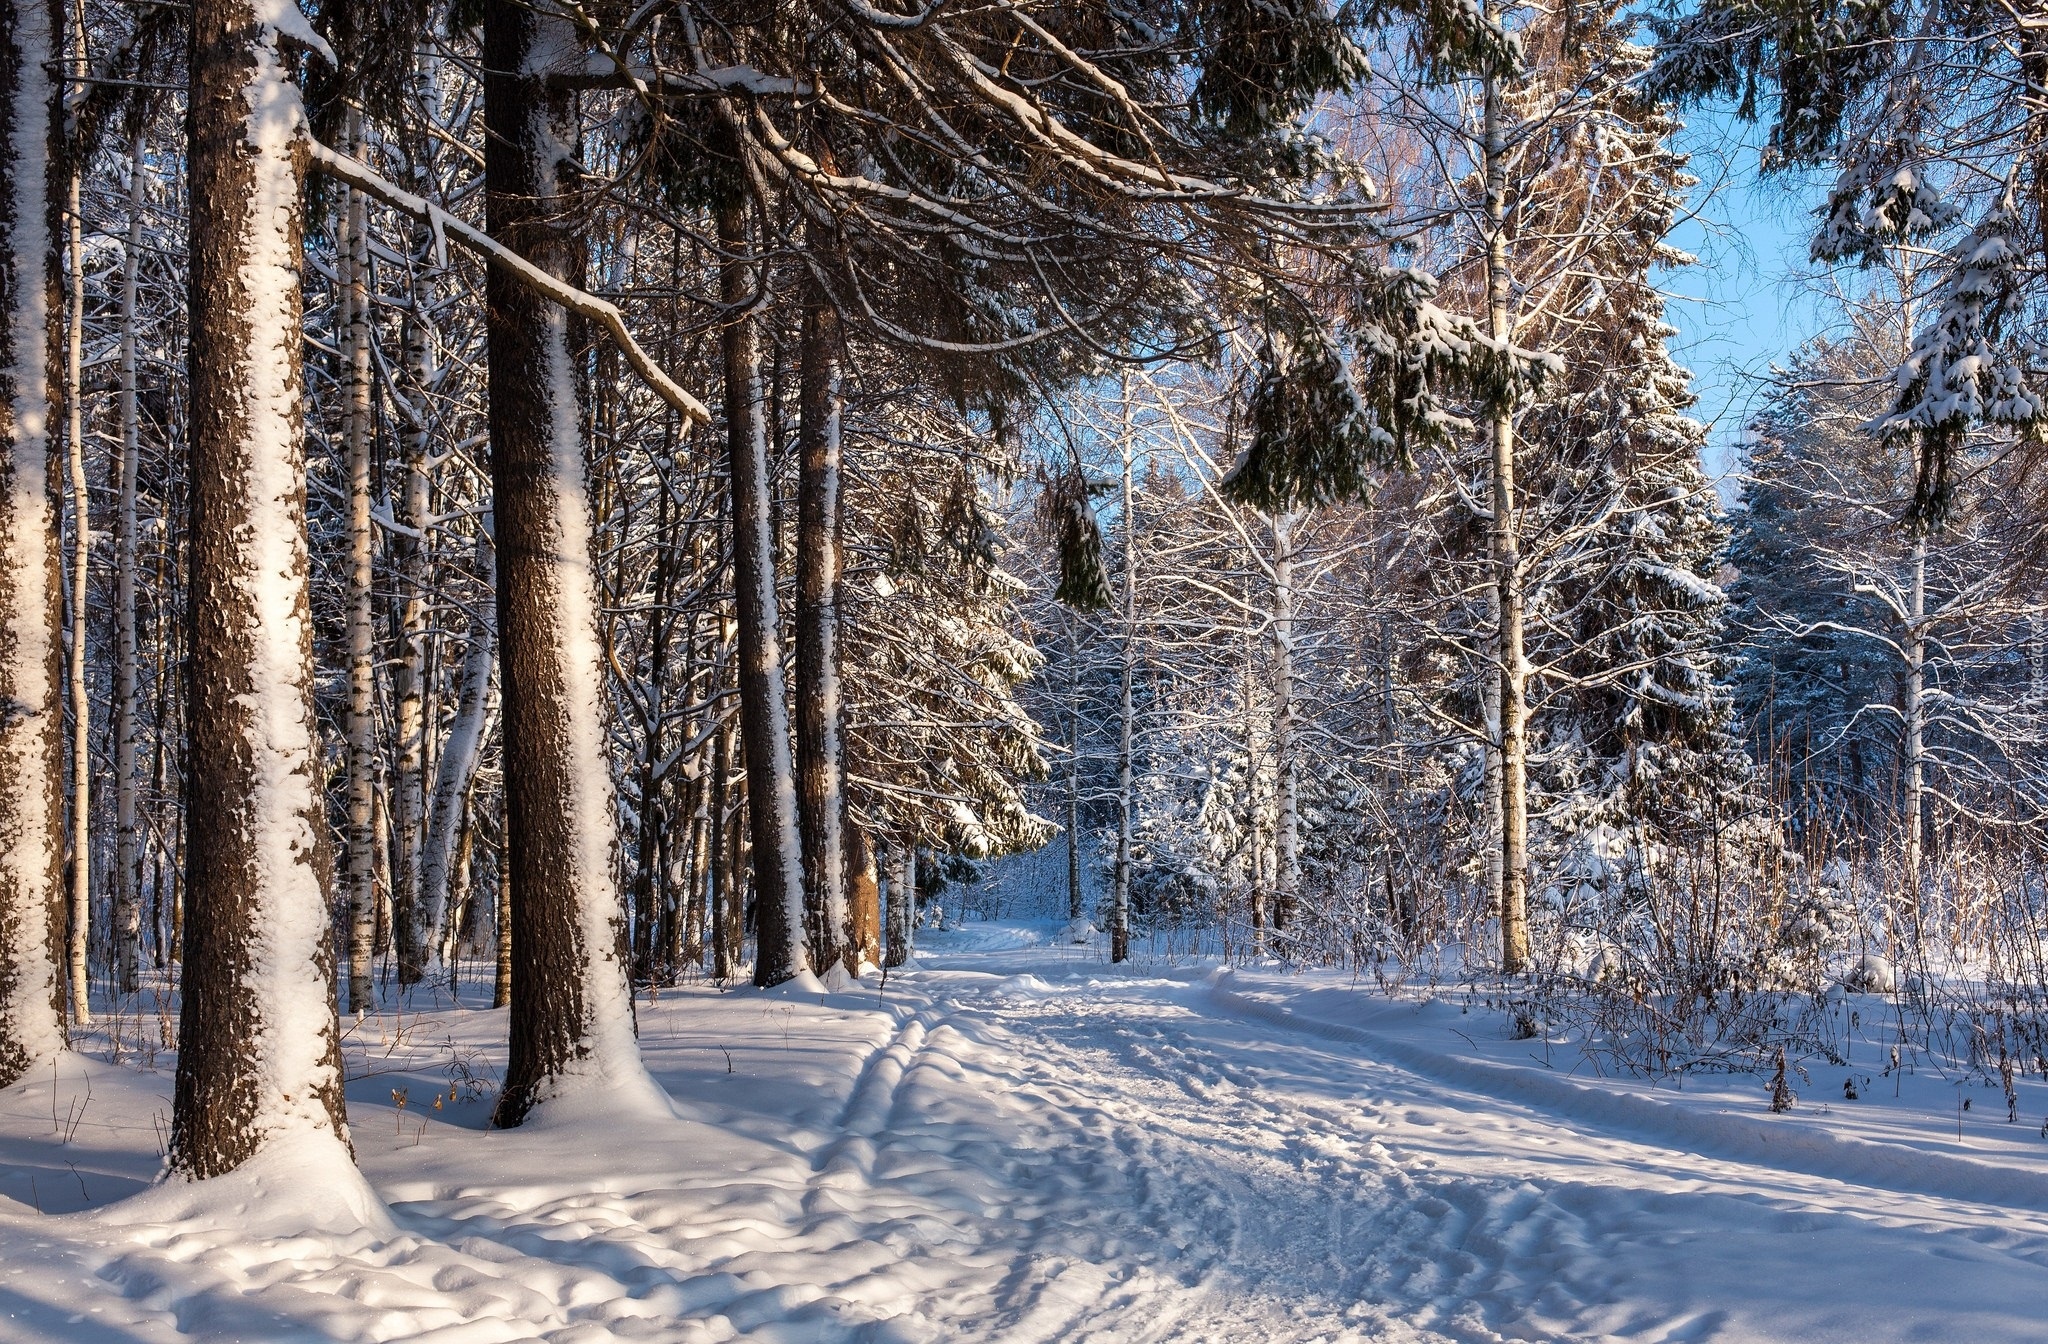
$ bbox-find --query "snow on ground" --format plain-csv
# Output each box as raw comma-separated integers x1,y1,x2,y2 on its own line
4,923,2048,1342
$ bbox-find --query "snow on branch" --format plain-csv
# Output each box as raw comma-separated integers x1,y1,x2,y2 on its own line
306,139,711,426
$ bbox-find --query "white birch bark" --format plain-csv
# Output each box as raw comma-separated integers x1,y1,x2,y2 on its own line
341,112,377,1017
0,0,68,1084
1902,532,1926,928
62,151,87,1025
1482,41,1530,975
423,528,495,967
1111,391,1135,965
1270,509,1299,945
111,125,142,995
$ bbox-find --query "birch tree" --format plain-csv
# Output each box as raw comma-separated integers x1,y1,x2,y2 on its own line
0,0,67,1086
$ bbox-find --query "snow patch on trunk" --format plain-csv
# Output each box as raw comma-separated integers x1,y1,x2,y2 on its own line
535,305,666,1119
230,6,345,1149
0,0,64,1073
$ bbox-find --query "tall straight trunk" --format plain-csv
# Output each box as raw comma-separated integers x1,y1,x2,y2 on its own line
630,478,673,981
484,0,652,1127
709,712,733,980
389,550,429,988
1482,51,1530,976
62,150,87,1026
390,126,435,987
682,772,707,968
172,0,350,1176
884,842,914,968
1242,632,1267,956
795,275,849,974
0,0,67,1084
717,199,806,987
845,823,880,968
111,124,143,995
1066,742,1083,921
421,528,494,967
1065,617,1083,922
1111,407,1135,965
1902,532,1926,928
341,110,378,1017
492,821,510,1009
1270,509,1299,941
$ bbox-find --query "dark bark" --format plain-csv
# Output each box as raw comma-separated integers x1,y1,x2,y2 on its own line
484,0,634,1128
795,284,849,972
717,199,806,987
171,0,348,1175
845,823,881,969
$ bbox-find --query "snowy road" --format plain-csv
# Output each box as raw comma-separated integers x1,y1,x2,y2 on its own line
3,929,2046,1341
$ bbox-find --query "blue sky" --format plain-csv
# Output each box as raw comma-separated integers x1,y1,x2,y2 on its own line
1658,107,1837,485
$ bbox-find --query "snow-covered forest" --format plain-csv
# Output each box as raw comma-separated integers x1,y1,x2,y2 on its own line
2,0,2047,1335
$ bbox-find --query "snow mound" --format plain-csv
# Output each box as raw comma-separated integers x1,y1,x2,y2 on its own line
1843,954,1899,994
98,1129,395,1238
1062,918,1099,945
992,974,1062,997
756,968,831,998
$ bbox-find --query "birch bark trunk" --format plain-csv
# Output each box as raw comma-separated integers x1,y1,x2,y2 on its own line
389,123,434,988
0,0,69,1084
62,142,88,1026
341,109,378,1018
1902,533,1926,929
884,842,914,968
422,528,494,968
1111,399,1135,965
111,125,143,995
1482,46,1530,976
1270,509,1299,944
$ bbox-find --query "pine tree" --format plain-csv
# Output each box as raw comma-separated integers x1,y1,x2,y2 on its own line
483,0,662,1126
170,0,350,1177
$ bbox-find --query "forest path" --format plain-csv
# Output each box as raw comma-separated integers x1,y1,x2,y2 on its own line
5,928,2048,1342
886,938,2048,1343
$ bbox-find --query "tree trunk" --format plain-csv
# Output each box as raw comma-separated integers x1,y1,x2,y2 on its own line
111,125,144,996
1270,509,1299,944
709,712,734,980
0,0,68,1085
884,842,914,968
1243,642,1266,957
717,199,806,988
422,527,495,968
1483,51,1530,976
389,154,434,989
492,820,511,1009
62,143,89,1027
845,822,881,969
1902,532,1926,930
484,0,650,1127
795,275,850,974
172,0,350,1175
682,771,707,969
1111,406,1135,965
1065,617,1084,922
341,109,378,1018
